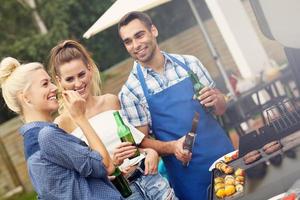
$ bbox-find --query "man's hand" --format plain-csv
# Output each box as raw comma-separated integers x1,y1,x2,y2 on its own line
113,142,138,166
143,148,159,175
198,87,226,115
173,136,192,163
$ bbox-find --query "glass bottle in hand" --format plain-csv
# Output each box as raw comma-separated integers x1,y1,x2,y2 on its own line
188,71,213,113
113,111,140,159
111,167,132,198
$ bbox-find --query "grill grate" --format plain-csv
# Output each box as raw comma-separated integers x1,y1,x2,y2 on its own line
265,98,300,136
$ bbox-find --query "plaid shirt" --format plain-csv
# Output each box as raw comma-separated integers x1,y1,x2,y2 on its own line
119,52,215,129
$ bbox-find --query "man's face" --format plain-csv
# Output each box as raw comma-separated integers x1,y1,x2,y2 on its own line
119,19,158,65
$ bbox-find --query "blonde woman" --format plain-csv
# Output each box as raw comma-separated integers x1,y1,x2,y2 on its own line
48,40,177,200
0,57,122,200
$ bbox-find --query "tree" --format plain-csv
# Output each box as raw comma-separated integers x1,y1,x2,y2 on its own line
0,0,122,123
18,0,48,34
0,0,206,123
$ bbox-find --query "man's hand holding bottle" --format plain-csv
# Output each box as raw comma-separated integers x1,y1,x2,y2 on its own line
198,87,226,115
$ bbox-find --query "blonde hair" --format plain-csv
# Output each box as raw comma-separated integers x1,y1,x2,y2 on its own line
48,40,101,95
0,57,43,114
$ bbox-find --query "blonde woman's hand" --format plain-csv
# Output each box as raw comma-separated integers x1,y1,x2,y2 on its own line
61,90,86,121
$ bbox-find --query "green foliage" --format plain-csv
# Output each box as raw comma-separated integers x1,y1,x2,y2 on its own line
0,0,127,123
0,0,123,66
0,0,206,123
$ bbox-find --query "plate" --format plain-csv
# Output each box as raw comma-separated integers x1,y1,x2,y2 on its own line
209,150,239,171
268,192,286,200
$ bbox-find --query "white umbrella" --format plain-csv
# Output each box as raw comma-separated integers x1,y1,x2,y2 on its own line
83,0,235,98
83,0,171,39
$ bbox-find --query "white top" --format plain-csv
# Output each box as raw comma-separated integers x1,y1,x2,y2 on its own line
71,110,145,169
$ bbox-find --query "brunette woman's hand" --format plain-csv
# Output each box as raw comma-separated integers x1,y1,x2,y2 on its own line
112,142,138,166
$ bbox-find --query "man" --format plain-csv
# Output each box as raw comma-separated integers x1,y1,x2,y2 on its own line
118,11,234,200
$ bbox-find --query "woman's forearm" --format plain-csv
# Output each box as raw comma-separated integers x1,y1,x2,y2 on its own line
75,116,115,174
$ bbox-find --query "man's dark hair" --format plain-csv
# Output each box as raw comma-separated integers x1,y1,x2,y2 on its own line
118,11,153,34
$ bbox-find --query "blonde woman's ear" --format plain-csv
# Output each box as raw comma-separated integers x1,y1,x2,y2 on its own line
20,92,32,107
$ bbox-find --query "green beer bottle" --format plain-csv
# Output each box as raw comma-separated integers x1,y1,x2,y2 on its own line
188,71,213,113
113,111,140,159
111,167,132,198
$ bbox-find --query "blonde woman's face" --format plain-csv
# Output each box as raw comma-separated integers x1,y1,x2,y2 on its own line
26,69,58,113
57,59,92,100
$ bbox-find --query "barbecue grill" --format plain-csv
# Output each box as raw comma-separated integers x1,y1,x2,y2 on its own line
209,98,300,200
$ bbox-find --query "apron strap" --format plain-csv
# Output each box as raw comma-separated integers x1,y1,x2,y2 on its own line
167,54,191,72
136,63,150,98
169,54,214,85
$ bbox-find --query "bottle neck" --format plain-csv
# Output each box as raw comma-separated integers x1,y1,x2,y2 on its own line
188,71,200,84
113,111,125,127
113,111,130,138
188,71,204,92
113,166,121,176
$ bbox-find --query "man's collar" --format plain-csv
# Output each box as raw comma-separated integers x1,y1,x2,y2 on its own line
134,52,175,77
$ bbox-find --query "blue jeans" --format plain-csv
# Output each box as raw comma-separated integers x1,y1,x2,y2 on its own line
127,173,177,200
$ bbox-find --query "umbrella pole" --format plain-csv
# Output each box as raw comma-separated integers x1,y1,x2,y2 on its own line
187,0,237,100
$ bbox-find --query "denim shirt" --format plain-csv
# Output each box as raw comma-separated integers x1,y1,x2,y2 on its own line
19,122,122,200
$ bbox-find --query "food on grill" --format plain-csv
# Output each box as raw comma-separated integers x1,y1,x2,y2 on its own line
224,155,233,163
214,167,246,198
214,177,224,184
235,184,244,193
214,177,226,198
224,151,239,163
235,175,245,185
235,168,245,176
224,175,235,185
214,183,225,192
215,161,234,174
243,150,262,165
263,140,282,154
215,188,226,198
224,184,236,196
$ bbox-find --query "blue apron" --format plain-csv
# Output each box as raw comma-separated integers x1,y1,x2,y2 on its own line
136,55,234,200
